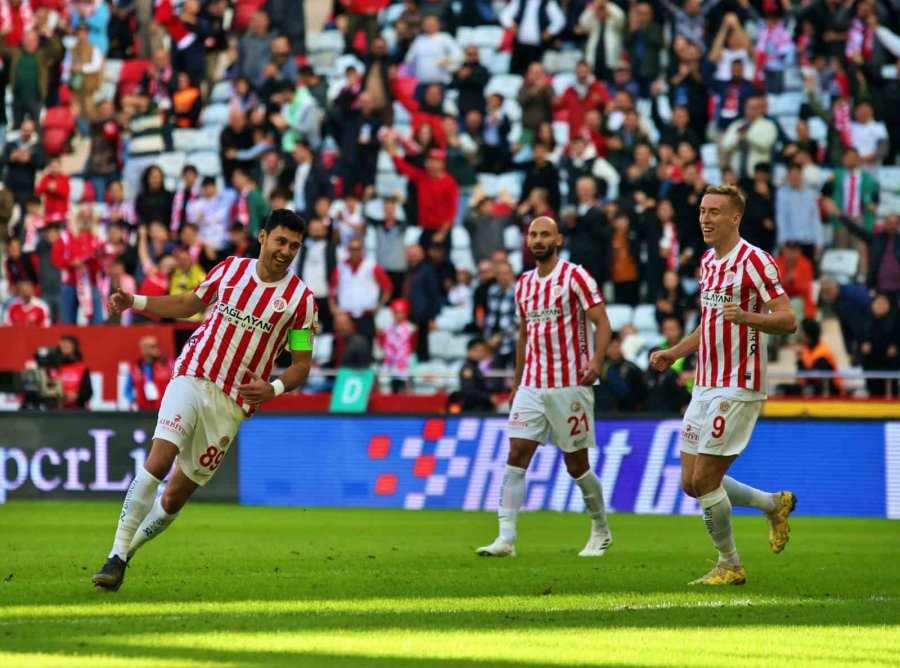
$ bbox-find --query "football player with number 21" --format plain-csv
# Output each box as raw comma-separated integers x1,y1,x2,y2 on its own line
92,210,318,592
650,185,798,586
477,216,614,559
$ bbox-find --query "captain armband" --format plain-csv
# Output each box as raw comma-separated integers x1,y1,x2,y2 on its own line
289,329,314,351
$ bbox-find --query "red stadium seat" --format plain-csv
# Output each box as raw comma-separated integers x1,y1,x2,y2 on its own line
42,106,76,157
118,59,151,97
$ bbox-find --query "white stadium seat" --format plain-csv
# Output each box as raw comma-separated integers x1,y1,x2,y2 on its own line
820,248,860,283
606,304,634,333
200,103,230,127
503,225,522,252
312,334,333,365
485,74,523,100
633,304,659,334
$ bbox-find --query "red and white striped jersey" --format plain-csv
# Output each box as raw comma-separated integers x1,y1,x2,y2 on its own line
517,260,604,389
695,239,785,394
174,257,317,415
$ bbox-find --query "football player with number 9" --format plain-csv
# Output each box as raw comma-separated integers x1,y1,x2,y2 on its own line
650,186,799,586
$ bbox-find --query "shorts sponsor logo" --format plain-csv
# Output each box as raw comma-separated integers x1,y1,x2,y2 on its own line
681,427,699,443
509,412,530,429
271,298,287,313
719,401,731,413
158,415,186,436
570,402,582,412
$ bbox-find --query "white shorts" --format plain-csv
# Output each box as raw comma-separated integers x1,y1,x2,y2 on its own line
508,385,595,453
153,376,245,486
679,389,763,457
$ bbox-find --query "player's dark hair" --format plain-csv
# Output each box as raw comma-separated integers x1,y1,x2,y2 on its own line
264,209,307,236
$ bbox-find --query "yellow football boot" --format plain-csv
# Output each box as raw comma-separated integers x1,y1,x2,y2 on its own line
688,561,746,586
766,491,797,554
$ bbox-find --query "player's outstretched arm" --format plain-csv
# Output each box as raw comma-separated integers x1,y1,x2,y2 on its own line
649,326,701,371
108,288,207,320
722,293,798,335
581,303,612,385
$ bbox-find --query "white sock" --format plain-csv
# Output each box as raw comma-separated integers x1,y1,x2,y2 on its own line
698,486,740,567
109,468,160,561
498,465,526,542
723,476,776,512
573,469,609,535
128,496,179,560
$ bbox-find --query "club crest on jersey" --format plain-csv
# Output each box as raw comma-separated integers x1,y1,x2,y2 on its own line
723,271,737,286
718,401,731,413
552,285,563,297
570,402,582,412
271,297,287,313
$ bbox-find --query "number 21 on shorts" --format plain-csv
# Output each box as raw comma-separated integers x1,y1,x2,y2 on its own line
568,413,590,436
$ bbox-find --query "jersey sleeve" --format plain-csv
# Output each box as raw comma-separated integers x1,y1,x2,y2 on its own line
288,290,318,351
570,266,604,311
193,258,230,304
747,251,785,304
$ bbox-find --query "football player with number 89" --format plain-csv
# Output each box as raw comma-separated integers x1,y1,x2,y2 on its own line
649,185,798,586
92,210,318,592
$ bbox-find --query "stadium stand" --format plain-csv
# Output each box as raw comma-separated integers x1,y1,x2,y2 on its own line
0,0,898,408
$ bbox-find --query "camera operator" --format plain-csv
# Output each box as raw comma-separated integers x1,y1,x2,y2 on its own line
53,335,93,410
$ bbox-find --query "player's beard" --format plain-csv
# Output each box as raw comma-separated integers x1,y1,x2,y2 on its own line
530,244,557,263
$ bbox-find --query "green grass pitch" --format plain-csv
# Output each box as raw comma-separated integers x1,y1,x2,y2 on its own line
1,502,898,667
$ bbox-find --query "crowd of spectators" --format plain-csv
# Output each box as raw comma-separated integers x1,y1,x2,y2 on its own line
1,0,899,408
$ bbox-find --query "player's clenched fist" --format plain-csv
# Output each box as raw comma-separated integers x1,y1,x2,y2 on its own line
649,349,675,372
107,288,133,316
579,358,601,386
722,303,748,324
237,374,275,405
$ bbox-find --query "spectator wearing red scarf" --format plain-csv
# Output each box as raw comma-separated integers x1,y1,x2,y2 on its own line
51,205,104,324
555,61,610,138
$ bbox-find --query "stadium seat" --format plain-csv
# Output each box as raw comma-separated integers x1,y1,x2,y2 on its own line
551,121,569,147
392,100,411,125
435,306,471,332
441,333,470,361
41,106,75,157
309,30,345,54
606,304,634,332
375,173,407,198
879,192,900,216
377,150,394,173
451,226,471,251
877,166,900,192
700,142,718,167
188,151,223,177
158,152,186,180
550,73,576,97
455,27,476,47
375,306,394,331
487,52,512,75
68,177,85,203
485,74,523,100
403,226,421,247
450,248,475,272
542,50,581,74
117,59,151,96
703,167,722,185
210,81,232,104
820,248,860,283
503,225,522,251
411,360,449,394
472,26,505,49
508,250,523,274
379,2,405,27
333,54,365,78
201,103,230,128
427,331,453,359
312,333,333,365
104,59,123,84
633,304,658,334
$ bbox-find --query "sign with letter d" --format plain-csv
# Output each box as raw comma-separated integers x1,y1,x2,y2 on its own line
329,369,376,413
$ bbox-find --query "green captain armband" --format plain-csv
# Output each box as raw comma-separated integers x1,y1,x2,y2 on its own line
289,329,314,351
